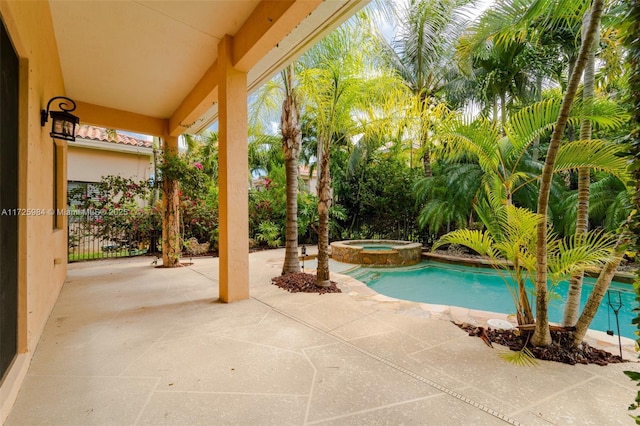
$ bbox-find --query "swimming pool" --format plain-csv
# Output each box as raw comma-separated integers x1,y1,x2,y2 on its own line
347,261,637,339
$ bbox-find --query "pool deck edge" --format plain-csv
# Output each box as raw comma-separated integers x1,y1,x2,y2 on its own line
333,269,638,361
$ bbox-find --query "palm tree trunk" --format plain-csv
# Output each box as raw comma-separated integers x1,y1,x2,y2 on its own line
500,91,507,132
514,262,534,325
572,230,628,345
563,9,598,327
492,95,498,126
422,149,432,177
316,134,332,287
532,0,604,347
281,65,301,275
532,74,543,161
420,94,432,177
563,167,590,324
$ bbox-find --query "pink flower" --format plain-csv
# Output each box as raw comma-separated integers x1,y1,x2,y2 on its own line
194,162,203,170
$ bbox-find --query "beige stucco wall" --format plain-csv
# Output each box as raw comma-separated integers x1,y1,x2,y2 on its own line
67,144,152,183
0,1,69,421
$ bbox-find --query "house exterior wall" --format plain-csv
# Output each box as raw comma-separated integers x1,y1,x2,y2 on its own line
67,144,152,184
0,1,69,421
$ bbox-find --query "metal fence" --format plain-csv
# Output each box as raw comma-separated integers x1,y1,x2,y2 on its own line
68,214,160,262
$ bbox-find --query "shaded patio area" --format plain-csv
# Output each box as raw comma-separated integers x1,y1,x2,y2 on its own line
6,249,639,425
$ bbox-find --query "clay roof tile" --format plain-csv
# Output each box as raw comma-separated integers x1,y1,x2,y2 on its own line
75,125,153,148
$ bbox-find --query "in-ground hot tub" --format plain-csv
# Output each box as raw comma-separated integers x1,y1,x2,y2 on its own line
331,240,422,266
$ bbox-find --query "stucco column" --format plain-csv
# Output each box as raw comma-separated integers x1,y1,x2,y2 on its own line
217,34,249,302
162,135,181,267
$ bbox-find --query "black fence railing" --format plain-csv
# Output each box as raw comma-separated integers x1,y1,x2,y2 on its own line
68,214,160,262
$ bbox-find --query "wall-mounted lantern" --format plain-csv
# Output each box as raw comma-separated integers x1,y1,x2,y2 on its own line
40,96,80,141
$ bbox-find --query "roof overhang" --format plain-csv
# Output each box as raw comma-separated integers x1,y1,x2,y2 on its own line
50,0,367,137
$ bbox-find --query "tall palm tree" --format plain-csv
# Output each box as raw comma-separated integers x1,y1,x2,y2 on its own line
298,14,406,286
563,8,599,327
457,0,592,128
532,0,605,347
280,64,302,275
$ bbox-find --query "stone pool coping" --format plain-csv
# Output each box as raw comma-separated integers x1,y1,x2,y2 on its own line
424,251,637,284
332,269,638,361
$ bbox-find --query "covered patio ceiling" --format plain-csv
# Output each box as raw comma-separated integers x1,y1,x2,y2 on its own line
49,0,365,136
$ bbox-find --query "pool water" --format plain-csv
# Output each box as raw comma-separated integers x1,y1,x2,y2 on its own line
361,245,394,251
347,261,638,339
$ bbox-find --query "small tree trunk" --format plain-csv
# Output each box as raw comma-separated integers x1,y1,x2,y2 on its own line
162,170,181,267
316,135,332,287
533,0,604,347
281,65,301,275
422,149,432,177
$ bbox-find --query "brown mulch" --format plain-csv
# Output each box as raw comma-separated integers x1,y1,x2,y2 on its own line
460,323,627,366
271,272,342,294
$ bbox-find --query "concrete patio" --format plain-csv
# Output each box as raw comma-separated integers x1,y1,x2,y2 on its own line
5,249,639,425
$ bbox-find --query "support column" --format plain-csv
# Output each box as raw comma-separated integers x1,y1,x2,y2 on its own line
162,135,181,267
217,34,249,302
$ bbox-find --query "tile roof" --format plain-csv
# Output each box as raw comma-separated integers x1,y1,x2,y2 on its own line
75,125,153,148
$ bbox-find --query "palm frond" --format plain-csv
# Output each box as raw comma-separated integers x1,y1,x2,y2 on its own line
504,98,564,161
497,347,539,367
432,229,494,256
554,140,629,181
547,230,618,279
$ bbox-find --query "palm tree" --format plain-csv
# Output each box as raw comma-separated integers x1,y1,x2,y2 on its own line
433,199,617,327
434,99,626,208
456,0,602,130
183,131,219,182
247,134,283,178
280,64,302,275
459,36,537,128
414,160,483,236
197,131,219,183
563,8,599,327
532,0,605,347
298,14,406,286
383,0,472,175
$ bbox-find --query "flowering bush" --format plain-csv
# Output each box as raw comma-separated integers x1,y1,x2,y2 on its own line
68,176,152,246
68,164,219,255
159,154,208,200
181,190,218,248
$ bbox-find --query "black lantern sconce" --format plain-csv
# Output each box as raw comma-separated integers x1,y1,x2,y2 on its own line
40,96,80,141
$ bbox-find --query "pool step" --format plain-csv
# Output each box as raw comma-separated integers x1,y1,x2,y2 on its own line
349,269,381,283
